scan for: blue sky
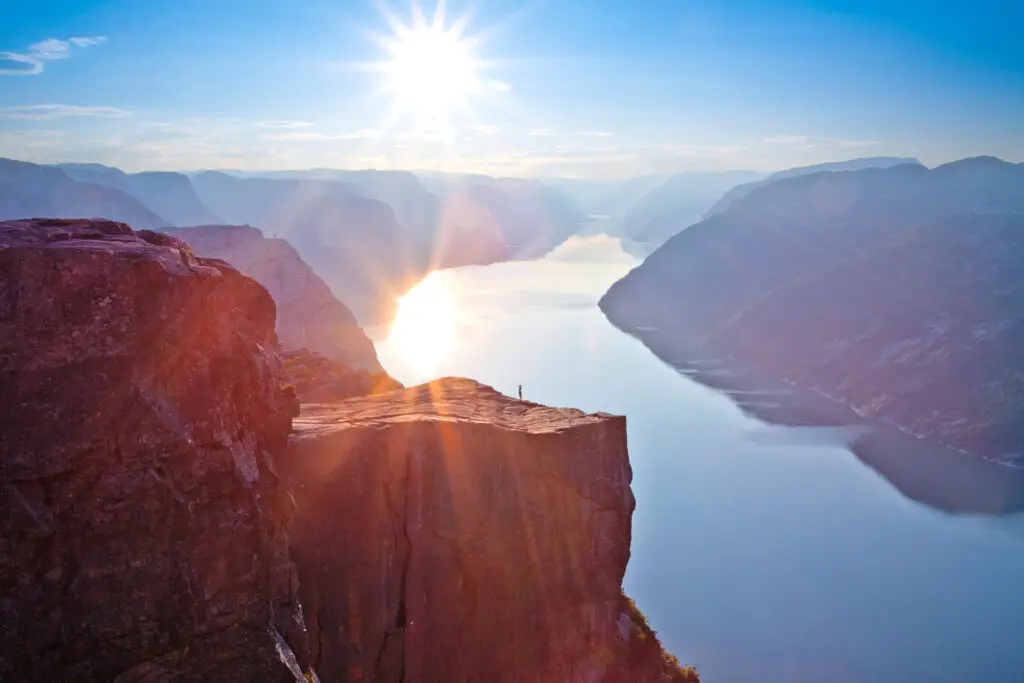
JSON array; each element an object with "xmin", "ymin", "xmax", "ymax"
[{"xmin": 1, "ymin": 0, "xmax": 1021, "ymax": 176}]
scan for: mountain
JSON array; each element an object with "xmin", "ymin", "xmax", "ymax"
[
  {"xmin": 161, "ymin": 225, "xmax": 383, "ymax": 372},
  {"xmin": 190, "ymin": 171, "xmax": 420, "ymax": 322},
  {"xmin": 705, "ymin": 156, "xmax": 921, "ymax": 217},
  {"xmin": 600, "ymin": 157, "xmax": 1024, "ymax": 464},
  {"xmin": 0, "ymin": 158, "xmax": 168, "ymax": 229},
  {"xmin": 618, "ymin": 170, "xmax": 765, "ymax": 252},
  {"xmin": 240, "ymin": 168, "xmax": 587, "ymax": 263},
  {"xmin": 58, "ymin": 163, "xmax": 222, "ymax": 226},
  {"xmin": 241, "ymin": 168, "xmax": 441, "ymax": 246},
  {"xmin": 419, "ymin": 173, "xmax": 588, "ymax": 261}
]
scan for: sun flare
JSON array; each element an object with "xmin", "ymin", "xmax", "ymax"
[
  {"xmin": 365, "ymin": 1, "xmax": 502, "ymax": 139},
  {"xmin": 382, "ymin": 21, "xmax": 481, "ymax": 120},
  {"xmin": 386, "ymin": 271, "xmax": 457, "ymax": 375}
]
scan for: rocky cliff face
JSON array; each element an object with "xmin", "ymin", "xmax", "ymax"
[
  {"xmin": 601, "ymin": 157, "xmax": 1024, "ymax": 464},
  {"xmin": 285, "ymin": 378, "xmax": 694, "ymax": 683},
  {"xmin": 1, "ymin": 218, "xmax": 694, "ymax": 682},
  {"xmin": 162, "ymin": 225, "xmax": 382, "ymax": 372},
  {"xmin": 0, "ymin": 218, "xmax": 310, "ymax": 682}
]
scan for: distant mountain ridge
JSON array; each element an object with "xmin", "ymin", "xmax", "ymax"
[
  {"xmin": 57, "ymin": 163, "xmax": 222, "ymax": 226},
  {"xmin": 705, "ymin": 156, "xmax": 922, "ymax": 217},
  {"xmin": 0, "ymin": 158, "xmax": 168, "ymax": 229},
  {"xmin": 600, "ymin": 156, "xmax": 1024, "ymax": 464}
]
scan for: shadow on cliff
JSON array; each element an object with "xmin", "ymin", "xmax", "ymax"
[{"xmin": 610, "ymin": 323, "xmax": 1024, "ymax": 518}]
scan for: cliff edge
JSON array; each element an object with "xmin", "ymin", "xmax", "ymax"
[
  {"xmin": 0, "ymin": 218, "xmax": 695, "ymax": 682},
  {"xmin": 286, "ymin": 378, "xmax": 694, "ymax": 683}
]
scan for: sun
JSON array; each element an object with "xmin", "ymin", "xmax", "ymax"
[
  {"xmin": 364, "ymin": 1, "xmax": 503, "ymax": 139},
  {"xmin": 382, "ymin": 18, "xmax": 482, "ymax": 122}
]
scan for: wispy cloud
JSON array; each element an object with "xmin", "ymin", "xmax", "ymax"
[
  {"xmin": 0, "ymin": 104, "xmax": 130, "ymax": 119},
  {"xmin": 763, "ymin": 134, "xmax": 879, "ymax": 150},
  {"xmin": 529, "ymin": 128, "xmax": 552, "ymax": 137},
  {"xmin": 255, "ymin": 120, "xmax": 313, "ymax": 129},
  {"xmin": 573, "ymin": 130, "xmax": 613, "ymax": 137},
  {"xmin": 0, "ymin": 36, "xmax": 106, "ymax": 76},
  {"xmin": 469, "ymin": 124, "xmax": 501, "ymax": 135},
  {"xmin": 260, "ymin": 129, "xmax": 382, "ymax": 142}
]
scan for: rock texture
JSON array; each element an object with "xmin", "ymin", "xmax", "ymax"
[
  {"xmin": 0, "ymin": 218, "xmax": 311, "ymax": 682},
  {"xmin": 162, "ymin": 225, "xmax": 382, "ymax": 372},
  {"xmin": 601, "ymin": 157, "xmax": 1024, "ymax": 464},
  {"xmin": 285, "ymin": 378, "xmax": 694, "ymax": 683}
]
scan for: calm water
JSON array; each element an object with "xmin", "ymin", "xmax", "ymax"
[{"xmin": 371, "ymin": 235, "xmax": 1024, "ymax": 683}]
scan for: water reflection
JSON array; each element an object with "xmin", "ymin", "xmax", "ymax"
[
  {"xmin": 383, "ymin": 270, "xmax": 457, "ymax": 376},
  {"xmin": 613, "ymin": 323, "xmax": 1024, "ymax": 516}
]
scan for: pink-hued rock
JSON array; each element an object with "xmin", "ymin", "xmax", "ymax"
[
  {"xmin": 0, "ymin": 218, "xmax": 310, "ymax": 682},
  {"xmin": 285, "ymin": 378, "xmax": 693, "ymax": 683}
]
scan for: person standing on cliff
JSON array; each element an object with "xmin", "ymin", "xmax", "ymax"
[{"xmin": 518, "ymin": 384, "xmax": 523, "ymax": 400}]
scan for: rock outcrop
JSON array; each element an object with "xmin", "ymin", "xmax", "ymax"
[
  {"xmin": 285, "ymin": 378, "xmax": 694, "ymax": 683},
  {"xmin": 601, "ymin": 157, "xmax": 1024, "ymax": 464},
  {"xmin": 162, "ymin": 225, "xmax": 382, "ymax": 372},
  {"xmin": 0, "ymin": 218, "xmax": 310, "ymax": 682}
]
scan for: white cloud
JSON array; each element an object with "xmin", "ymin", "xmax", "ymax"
[
  {"xmin": 69, "ymin": 37, "xmax": 107, "ymax": 48},
  {"xmin": 0, "ymin": 36, "xmax": 106, "ymax": 76},
  {"xmin": 255, "ymin": 120, "xmax": 313, "ymax": 128},
  {"xmin": 763, "ymin": 134, "xmax": 879, "ymax": 150},
  {"xmin": 487, "ymin": 79, "xmax": 512, "ymax": 93},
  {"xmin": 573, "ymin": 130, "xmax": 614, "ymax": 137},
  {"xmin": 260, "ymin": 129, "xmax": 381, "ymax": 142},
  {"xmin": 529, "ymin": 128, "xmax": 552, "ymax": 137},
  {"xmin": 0, "ymin": 104, "xmax": 130, "ymax": 119},
  {"xmin": 469, "ymin": 124, "xmax": 501, "ymax": 135}
]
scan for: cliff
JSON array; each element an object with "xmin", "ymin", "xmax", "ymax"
[
  {"xmin": 0, "ymin": 219, "xmax": 310, "ymax": 681},
  {"xmin": 285, "ymin": 378, "xmax": 695, "ymax": 683},
  {"xmin": 601, "ymin": 157, "xmax": 1024, "ymax": 464},
  {"xmin": 162, "ymin": 225, "xmax": 382, "ymax": 372},
  {"xmin": 1, "ymin": 218, "xmax": 695, "ymax": 682}
]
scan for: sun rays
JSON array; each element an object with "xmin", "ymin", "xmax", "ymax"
[{"xmin": 359, "ymin": 1, "xmax": 505, "ymax": 144}]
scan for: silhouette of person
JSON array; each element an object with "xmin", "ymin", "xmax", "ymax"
[{"xmin": 518, "ymin": 384, "xmax": 523, "ymax": 400}]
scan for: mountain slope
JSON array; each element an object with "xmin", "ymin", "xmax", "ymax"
[
  {"xmin": 705, "ymin": 156, "xmax": 921, "ymax": 217},
  {"xmin": 190, "ymin": 171, "xmax": 418, "ymax": 322},
  {"xmin": 0, "ymin": 158, "xmax": 168, "ymax": 229},
  {"xmin": 57, "ymin": 163, "xmax": 221, "ymax": 226},
  {"xmin": 600, "ymin": 157, "xmax": 1024, "ymax": 463},
  {"xmin": 619, "ymin": 170, "xmax": 765, "ymax": 251},
  {"xmin": 162, "ymin": 225, "xmax": 383, "ymax": 372}
]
